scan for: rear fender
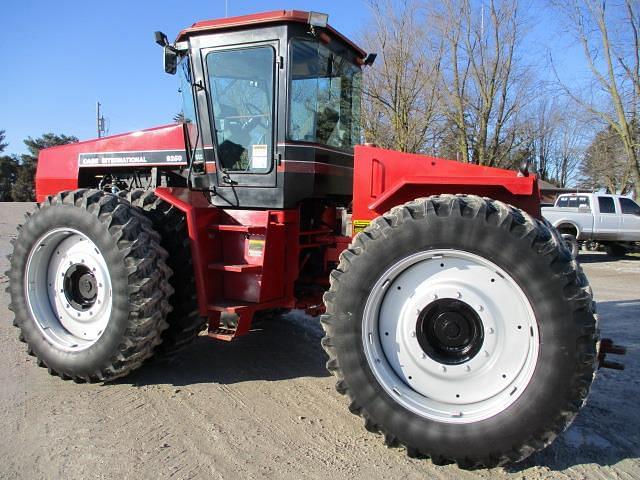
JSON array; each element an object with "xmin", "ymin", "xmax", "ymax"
[{"xmin": 352, "ymin": 145, "xmax": 541, "ymax": 223}]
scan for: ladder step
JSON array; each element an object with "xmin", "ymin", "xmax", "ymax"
[
  {"xmin": 208, "ymin": 262, "xmax": 262, "ymax": 273},
  {"xmin": 207, "ymin": 302, "xmax": 254, "ymax": 313},
  {"xmin": 208, "ymin": 224, "xmax": 266, "ymax": 234},
  {"xmin": 207, "ymin": 328, "xmax": 237, "ymax": 342}
]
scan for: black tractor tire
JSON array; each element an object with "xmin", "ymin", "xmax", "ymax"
[
  {"xmin": 561, "ymin": 233, "xmax": 579, "ymax": 259},
  {"xmin": 604, "ymin": 244, "xmax": 628, "ymax": 258},
  {"xmin": 7, "ymin": 189, "xmax": 173, "ymax": 382},
  {"xmin": 122, "ymin": 189, "xmax": 206, "ymax": 357},
  {"xmin": 321, "ymin": 194, "xmax": 597, "ymax": 468}
]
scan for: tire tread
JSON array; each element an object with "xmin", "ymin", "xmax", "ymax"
[{"xmin": 320, "ymin": 194, "xmax": 598, "ymax": 469}]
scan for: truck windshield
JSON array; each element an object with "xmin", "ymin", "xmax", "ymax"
[{"xmin": 289, "ymin": 39, "xmax": 362, "ymax": 150}]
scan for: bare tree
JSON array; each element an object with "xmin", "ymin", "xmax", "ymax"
[
  {"xmin": 553, "ymin": 118, "xmax": 587, "ymax": 187},
  {"xmin": 580, "ymin": 124, "xmax": 636, "ymax": 193},
  {"xmin": 433, "ymin": 0, "xmax": 534, "ymax": 167},
  {"xmin": 360, "ymin": 0, "xmax": 444, "ymax": 153},
  {"xmin": 525, "ymin": 98, "xmax": 587, "ymax": 187},
  {"xmin": 551, "ymin": 0, "xmax": 639, "ymax": 197}
]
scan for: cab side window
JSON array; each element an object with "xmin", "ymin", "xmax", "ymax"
[
  {"xmin": 577, "ymin": 196, "xmax": 590, "ymax": 208},
  {"xmin": 206, "ymin": 46, "xmax": 275, "ymax": 172},
  {"xmin": 620, "ymin": 197, "xmax": 640, "ymax": 215},
  {"xmin": 598, "ymin": 196, "xmax": 616, "ymax": 214}
]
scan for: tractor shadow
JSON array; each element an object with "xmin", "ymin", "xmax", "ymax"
[
  {"xmin": 507, "ymin": 299, "xmax": 640, "ymax": 472},
  {"xmin": 116, "ymin": 311, "xmax": 331, "ymax": 387}
]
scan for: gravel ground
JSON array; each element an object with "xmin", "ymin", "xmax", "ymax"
[{"xmin": 0, "ymin": 202, "xmax": 638, "ymax": 480}]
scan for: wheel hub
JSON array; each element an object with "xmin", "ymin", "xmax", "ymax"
[
  {"xmin": 63, "ymin": 264, "xmax": 98, "ymax": 311},
  {"xmin": 417, "ymin": 299, "xmax": 484, "ymax": 365}
]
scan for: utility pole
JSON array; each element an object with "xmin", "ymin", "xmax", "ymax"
[{"xmin": 96, "ymin": 101, "xmax": 106, "ymax": 138}]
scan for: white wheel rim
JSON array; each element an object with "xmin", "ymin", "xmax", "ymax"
[
  {"xmin": 24, "ymin": 228, "xmax": 113, "ymax": 351},
  {"xmin": 362, "ymin": 249, "xmax": 539, "ymax": 424}
]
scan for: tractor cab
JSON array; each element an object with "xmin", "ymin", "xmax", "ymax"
[{"xmin": 157, "ymin": 10, "xmax": 371, "ymax": 209}]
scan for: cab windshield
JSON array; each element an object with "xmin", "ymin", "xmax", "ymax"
[{"xmin": 289, "ymin": 39, "xmax": 362, "ymax": 150}]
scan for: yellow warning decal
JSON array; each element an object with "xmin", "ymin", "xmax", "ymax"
[
  {"xmin": 353, "ymin": 220, "xmax": 371, "ymax": 234},
  {"xmin": 247, "ymin": 239, "xmax": 265, "ymax": 257}
]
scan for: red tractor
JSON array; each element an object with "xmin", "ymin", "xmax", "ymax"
[{"xmin": 7, "ymin": 10, "xmax": 605, "ymax": 468}]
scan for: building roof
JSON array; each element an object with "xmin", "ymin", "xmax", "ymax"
[{"xmin": 538, "ymin": 180, "xmax": 587, "ymax": 194}]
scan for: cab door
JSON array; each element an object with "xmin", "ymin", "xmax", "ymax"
[
  {"xmin": 618, "ymin": 197, "xmax": 640, "ymax": 241},
  {"xmin": 203, "ymin": 43, "xmax": 278, "ymax": 187},
  {"xmin": 595, "ymin": 196, "xmax": 621, "ymax": 239}
]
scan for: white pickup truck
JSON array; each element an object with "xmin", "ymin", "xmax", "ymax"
[{"xmin": 542, "ymin": 193, "xmax": 640, "ymax": 257}]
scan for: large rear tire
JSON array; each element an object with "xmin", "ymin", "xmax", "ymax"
[
  {"xmin": 321, "ymin": 195, "xmax": 597, "ymax": 468},
  {"xmin": 7, "ymin": 189, "xmax": 173, "ymax": 382},
  {"xmin": 123, "ymin": 189, "xmax": 206, "ymax": 357}
]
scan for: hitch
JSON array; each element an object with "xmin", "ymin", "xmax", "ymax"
[{"xmin": 598, "ymin": 338, "xmax": 627, "ymax": 370}]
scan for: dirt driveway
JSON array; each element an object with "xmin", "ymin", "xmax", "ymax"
[{"xmin": 0, "ymin": 202, "xmax": 638, "ymax": 480}]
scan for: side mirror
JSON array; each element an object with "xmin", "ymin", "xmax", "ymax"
[
  {"xmin": 164, "ymin": 46, "xmax": 178, "ymax": 75},
  {"xmin": 154, "ymin": 30, "xmax": 177, "ymax": 74}
]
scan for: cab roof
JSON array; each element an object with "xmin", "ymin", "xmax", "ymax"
[{"xmin": 176, "ymin": 9, "xmax": 366, "ymax": 58}]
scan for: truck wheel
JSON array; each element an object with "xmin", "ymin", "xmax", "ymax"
[
  {"xmin": 604, "ymin": 244, "xmax": 628, "ymax": 258},
  {"xmin": 321, "ymin": 195, "xmax": 597, "ymax": 468},
  {"xmin": 561, "ymin": 233, "xmax": 579, "ymax": 259},
  {"xmin": 7, "ymin": 190, "xmax": 172, "ymax": 382},
  {"xmin": 123, "ymin": 190, "xmax": 206, "ymax": 357}
]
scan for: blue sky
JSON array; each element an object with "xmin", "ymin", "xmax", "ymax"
[{"xmin": 0, "ymin": 0, "xmax": 583, "ymax": 156}]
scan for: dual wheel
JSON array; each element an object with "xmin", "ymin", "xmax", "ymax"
[
  {"xmin": 7, "ymin": 189, "xmax": 201, "ymax": 382},
  {"xmin": 322, "ymin": 195, "xmax": 598, "ymax": 468}
]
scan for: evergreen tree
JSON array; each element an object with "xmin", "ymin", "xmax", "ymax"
[
  {"xmin": 0, "ymin": 130, "xmax": 7, "ymax": 153},
  {"xmin": 0, "ymin": 154, "xmax": 18, "ymax": 201}
]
